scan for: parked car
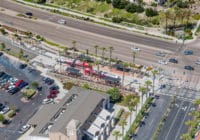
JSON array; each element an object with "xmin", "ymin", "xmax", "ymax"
[
  {"xmin": 37, "ymin": 86, "xmax": 42, "ymax": 91},
  {"xmin": 0, "ymin": 52, "xmax": 3, "ymax": 56},
  {"xmin": 184, "ymin": 66, "xmax": 194, "ymax": 71},
  {"xmin": 42, "ymin": 98, "xmax": 53, "ymax": 104},
  {"xmin": 8, "ymin": 87, "xmax": 20, "ymax": 95},
  {"xmin": 15, "ymin": 80, "xmax": 24, "ymax": 87},
  {"xmin": 169, "ymin": 58, "xmax": 178, "ymax": 63},
  {"xmin": 18, "ymin": 124, "xmax": 31, "ymax": 134},
  {"xmin": 2, "ymin": 119, "xmax": 11, "ymax": 125},
  {"xmin": 19, "ymin": 64, "xmax": 27, "ymax": 69},
  {"xmin": 47, "ymin": 94, "xmax": 57, "ymax": 99},
  {"xmin": 184, "ymin": 50, "xmax": 193, "ymax": 55},
  {"xmin": 0, "ymin": 103, "xmax": 5, "ymax": 111},
  {"xmin": 0, "ymin": 106, "xmax": 10, "ymax": 114},
  {"xmin": 0, "ymin": 72, "xmax": 5, "ymax": 77},
  {"xmin": 50, "ymin": 90, "xmax": 59, "ymax": 95},
  {"xmin": 46, "ymin": 79, "xmax": 54, "ymax": 85},
  {"xmin": 49, "ymin": 85, "xmax": 59, "ymax": 90},
  {"xmin": 18, "ymin": 81, "xmax": 28, "ymax": 89}
]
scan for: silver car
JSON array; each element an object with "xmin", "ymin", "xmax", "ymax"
[{"xmin": 195, "ymin": 60, "xmax": 200, "ymax": 65}]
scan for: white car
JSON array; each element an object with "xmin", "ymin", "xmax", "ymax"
[
  {"xmin": 131, "ymin": 47, "xmax": 140, "ymax": 52},
  {"xmin": 158, "ymin": 60, "xmax": 168, "ymax": 65},
  {"xmin": 195, "ymin": 60, "xmax": 200, "ymax": 65},
  {"xmin": 42, "ymin": 98, "xmax": 53, "ymax": 104},
  {"xmin": 57, "ymin": 19, "xmax": 66, "ymax": 24},
  {"xmin": 18, "ymin": 124, "xmax": 31, "ymax": 134},
  {"xmin": 0, "ymin": 106, "xmax": 10, "ymax": 114}
]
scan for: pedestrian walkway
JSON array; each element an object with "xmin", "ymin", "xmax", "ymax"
[{"xmin": 108, "ymin": 96, "xmax": 146, "ymax": 140}]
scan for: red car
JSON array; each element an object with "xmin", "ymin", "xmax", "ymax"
[
  {"xmin": 47, "ymin": 94, "xmax": 57, "ymax": 99},
  {"xmin": 50, "ymin": 90, "xmax": 59, "ymax": 95},
  {"xmin": 15, "ymin": 80, "xmax": 24, "ymax": 87}
]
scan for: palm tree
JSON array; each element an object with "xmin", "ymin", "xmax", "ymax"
[
  {"xmin": 94, "ymin": 45, "xmax": 99, "ymax": 57},
  {"xmin": 186, "ymin": 9, "xmax": 191, "ymax": 29},
  {"xmin": 72, "ymin": 40, "xmax": 76, "ymax": 49},
  {"xmin": 112, "ymin": 130, "xmax": 122, "ymax": 140},
  {"xmin": 132, "ymin": 51, "xmax": 137, "ymax": 64},
  {"xmin": 109, "ymin": 46, "xmax": 114, "ymax": 68},
  {"xmin": 95, "ymin": 60, "xmax": 101, "ymax": 80},
  {"xmin": 71, "ymin": 40, "xmax": 77, "ymax": 58},
  {"xmin": 139, "ymin": 86, "xmax": 148, "ymax": 105},
  {"xmin": 122, "ymin": 62, "xmax": 129, "ymax": 87},
  {"xmin": 145, "ymin": 80, "xmax": 152, "ymax": 97},
  {"xmin": 64, "ymin": 47, "xmax": 68, "ymax": 55},
  {"xmin": 134, "ymin": 97, "xmax": 139, "ymax": 115},
  {"xmin": 180, "ymin": 133, "xmax": 192, "ymax": 140},
  {"xmin": 173, "ymin": 7, "xmax": 181, "ymax": 33},
  {"xmin": 164, "ymin": 10, "xmax": 171, "ymax": 34},
  {"xmin": 124, "ymin": 95, "xmax": 137, "ymax": 124},
  {"xmin": 101, "ymin": 47, "xmax": 106, "ymax": 60},
  {"xmin": 152, "ymin": 70, "xmax": 159, "ymax": 96},
  {"xmin": 119, "ymin": 119, "xmax": 127, "ymax": 137}
]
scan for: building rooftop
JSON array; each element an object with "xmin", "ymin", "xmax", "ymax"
[{"xmin": 28, "ymin": 86, "xmax": 109, "ymax": 137}]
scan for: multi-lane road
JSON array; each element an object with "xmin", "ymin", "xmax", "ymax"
[
  {"xmin": 0, "ymin": 0, "xmax": 178, "ymax": 50},
  {"xmin": 1, "ymin": 0, "xmax": 200, "ymax": 89},
  {"xmin": 157, "ymin": 99, "xmax": 195, "ymax": 140}
]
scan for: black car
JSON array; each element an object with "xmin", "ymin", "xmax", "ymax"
[
  {"xmin": 25, "ymin": 12, "xmax": 33, "ymax": 17},
  {"xmin": 50, "ymin": 85, "xmax": 59, "ymax": 90},
  {"xmin": 47, "ymin": 79, "xmax": 54, "ymax": 85},
  {"xmin": 2, "ymin": 119, "xmax": 11, "ymax": 125},
  {"xmin": 113, "ymin": 63, "xmax": 131, "ymax": 72},
  {"xmin": 78, "ymin": 54, "xmax": 94, "ymax": 63},
  {"xmin": 0, "ymin": 72, "xmax": 5, "ymax": 77},
  {"xmin": 44, "ymin": 78, "xmax": 54, "ymax": 85},
  {"xmin": 19, "ymin": 64, "xmax": 27, "ymax": 69},
  {"xmin": 0, "ymin": 103, "xmax": 5, "ymax": 111},
  {"xmin": 37, "ymin": 86, "xmax": 42, "ymax": 91},
  {"xmin": 8, "ymin": 87, "xmax": 20, "ymax": 95},
  {"xmin": 184, "ymin": 66, "xmax": 194, "ymax": 71},
  {"xmin": 184, "ymin": 50, "xmax": 193, "ymax": 55},
  {"xmin": 169, "ymin": 58, "xmax": 178, "ymax": 63}
]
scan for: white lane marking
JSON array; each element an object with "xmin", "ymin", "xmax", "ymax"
[
  {"xmin": 175, "ymin": 102, "xmax": 192, "ymax": 140},
  {"xmin": 164, "ymin": 101, "xmax": 184, "ymax": 140}
]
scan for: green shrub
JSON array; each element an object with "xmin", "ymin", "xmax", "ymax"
[
  {"xmin": 8, "ymin": 111, "xmax": 16, "ymax": 118},
  {"xmin": 31, "ymin": 81, "xmax": 39, "ymax": 89},
  {"xmin": 63, "ymin": 82, "xmax": 74, "ymax": 90},
  {"xmin": 0, "ymin": 114, "xmax": 5, "ymax": 122}
]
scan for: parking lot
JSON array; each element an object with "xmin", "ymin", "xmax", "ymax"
[{"xmin": 0, "ymin": 54, "xmax": 51, "ymax": 140}]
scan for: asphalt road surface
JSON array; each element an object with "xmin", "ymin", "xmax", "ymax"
[
  {"xmin": 135, "ymin": 95, "xmax": 171, "ymax": 140},
  {"xmin": 157, "ymin": 99, "xmax": 194, "ymax": 140},
  {"xmin": 0, "ymin": 0, "xmax": 178, "ymax": 50}
]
